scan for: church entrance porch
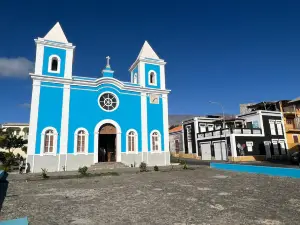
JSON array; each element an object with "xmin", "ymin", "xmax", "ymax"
[{"xmin": 98, "ymin": 123, "xmax": 116, "ymax": 162}]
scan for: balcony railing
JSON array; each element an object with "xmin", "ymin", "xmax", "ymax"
[{"xmin": 197, "ymin": 128, "xmax": 262, "ymax": 139}]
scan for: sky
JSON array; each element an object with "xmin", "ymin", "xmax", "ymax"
[{"xmin": 1, "ymin": 0, "xmax": 300, "ymax": 123}]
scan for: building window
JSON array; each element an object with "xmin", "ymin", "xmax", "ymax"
[
  {"xmin": 127, "ymin": 130, "xmax": 138, "ymax": 153},
  {"xmin": 151, "ymin": 130, "xmax": 161, "ymax": 152},
  {"xmin": 186, "ymin": 125, "xmax": 192, "ymax": 141},
  {"xmin": 276, "ymin": 121, "xmax": 283, "ymax": 135},
  {"xmin": 246, "ymin": 141, "xmax": 253, "ymax": 152},
  {"xmin": 74, "ymin": 128, "xmax": 88, "ymax": 155},
  {"xmin": 77, "ymin": 130, "xmax": 86, "ymax": 153},
  {"xmin": 293, "ymin": 135, "xmax": 299, "ymax": 143},
  {"xmin": 133, "ymin": 73, "xmax": 138, "ymax": 84},
  {"xmin": 98, "ymin": 92, "xmax": 119, "ymax": 112},
  {"xmin": 287, "ymin": 119, "xmax": 293, "ymax": 125},
  {"xmin": 48, "ymin": 55, "xmax": 61, "ymax": 73},
  {"xmin": 41, "ymin": 127, "xmax": 58, "ymax": 155},
  {"xmin": 207, "ymin": 124, "xmax": 214, "ymax": 131},
  {"xmin": 199, "ymin": 124, "xmax": 206, "ymax": 133},
  {"xmin": 269, "ymin": 120, "xmax": 276, "ymax": 135},
  {"xmin": 148, "ymin": 70, "xmax": 157, "ymax": 85},
  {"xmin": 175, "ymin": 139, "xmax": 180, "ymax": 153}
]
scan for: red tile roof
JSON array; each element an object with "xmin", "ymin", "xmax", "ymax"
[{"xmin": 169, "ymin": 125, "xmax": 182, "ymax": 133}]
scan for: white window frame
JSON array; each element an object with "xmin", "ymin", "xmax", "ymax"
[
  {"xmin": 74, "ymin": 128, "xmax": 89, "ymax": 155},
  {"xmin": 207, "ymin": 124, "xmax": 214, "ymax": 131},
  {"xmin": 278, "ymin": 140, "xmax": 286, "ymax": 155},
  {"xmin": 126, "ymin": 129, "xmax": 138, "ymax": 154},
  {"xmin": 199, "ymin": 124, "xmax": 206, "ymax": 133},
  {"xmin": 97, "ymin": 91, "xmax": 119, "ymax": 112},
  {"xmin": 40, "ymin": 127, "xmax": 58, "ymax": 156},
  {"xmin": 150, "ymin": 130, "xmax": 161, "ymax": 153},
  {"xmin": 48, "ymin": 55, "xmax": 61, "ymax": 73},
  {"xmin": 276, "ymin": 120, "xmax": 283, "ymax": 135},
  {"xmin": 246, "ymin": 141, "xmax": 253, "ymax": 152},
  {"xmin": 269, "ymin": 120, "xmax": 276, "ymax": 135},
  {"xmin": 148, "ymin": 70, "xmax": 157, "ymax": 86}
]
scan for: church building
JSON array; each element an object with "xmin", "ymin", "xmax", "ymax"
[{"xmin": 26, "ymin": 22, "xmax": 170, "ymax": 172}]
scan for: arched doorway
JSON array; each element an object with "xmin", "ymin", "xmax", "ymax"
[
  {"xmin": 98, "ymin": 123, "xmax": 116, "ymax": 162},
  {"xmin": 94, "ymin": 119, "xmax": 121, "ymax": 164}
]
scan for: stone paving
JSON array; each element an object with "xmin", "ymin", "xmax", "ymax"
[{"xmin": 1, "ymin": 166, "xmax": 300, "ymax": 225}]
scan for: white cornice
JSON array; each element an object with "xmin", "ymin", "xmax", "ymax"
[
  {"xmin": 35, "ymin": 38, "xmax": 75, "ymax": 50},
  {"xmin": 129, "ymin": 57, "xmax": 166, "ymax": 71},
  {"xmin": 30, "ymin": 73, "xmax": 171, "ymax": 94}
]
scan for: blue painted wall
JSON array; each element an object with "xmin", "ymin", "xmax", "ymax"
[
  {"xmin": 68, "ymin": 83, "xmax": 142, "ymax": 154},
  {"xmin": 42, "ymin": 46, "xmax": 66, "ymax": 77},
  {"xmin": 145, "ymin": 63, "xmax": 160, "ymax": 88},
  {"xmin": 35, "ymin": 83, "xmax": 64, "ymax": 154},
  {"xmin": 147, "ymin": 95, "xmax": 164, "ymax": 151}
]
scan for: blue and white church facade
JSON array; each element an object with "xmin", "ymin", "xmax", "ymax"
[{"xmin": 26, "ymin": 22, "xmax": 170, "ymax": 172}]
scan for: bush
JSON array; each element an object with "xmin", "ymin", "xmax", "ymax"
[
  {"xmin": 183, "ymin": 162, "xmax": 188, "ymax": 170},
  {"xmin": 78, "ymin": 166, "xmax": 88, "ymax": 176},
  {"xmin": 139, "ymin": 162, "xmax": 148, "ymax": 172},
  {"xmin": 179, "ymin": 160, "xmax": 186, "ymax": 165},
  {"xmin": 41, "ymin": 168, "xmax": 49, "ymax": 179},
  {"xmin": 154, "ymin": 165, "xmax": 159, "ymax": 171}
]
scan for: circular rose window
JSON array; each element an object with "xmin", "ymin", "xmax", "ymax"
[{"xmin": 98, "ymin": 92, "xmax": 119, "ymax": 112}]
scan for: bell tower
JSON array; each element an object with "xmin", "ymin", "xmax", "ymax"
[
  {"xmin": 129, "ymin": 41, "xmax": 166, "ymax": 89},
  {"xmin": 34, "ymin": 22, "xmax": 75, "ymax": 79}
]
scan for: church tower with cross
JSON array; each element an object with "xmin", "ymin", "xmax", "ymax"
[{"xmin": 26, "ymin": 22, "xmax": 170, "ymax": 172}]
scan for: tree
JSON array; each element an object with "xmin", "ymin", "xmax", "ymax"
[{"xmin": 0, "ymin": 133, "xmax": 27, "ymax": 153}]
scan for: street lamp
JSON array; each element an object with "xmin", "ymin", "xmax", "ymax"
[{"xmin": 209, "ymin": 101, "xmax": 229, "ymax": 161}]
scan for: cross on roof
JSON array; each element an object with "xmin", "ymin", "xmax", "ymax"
[{"xmin": 106, "ymin": 56, "xmax": 111, "ymax": 68}]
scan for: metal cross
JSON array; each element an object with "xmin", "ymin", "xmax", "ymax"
[{"xmin": 106, "ymin": 56, "xmax": 111, "ymax": 68}]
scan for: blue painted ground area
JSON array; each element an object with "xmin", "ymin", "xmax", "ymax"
[
  {"xmin": 0, "ymin": 218, "xmax": 28, "ymax": 225},
  {"xmin": 211, "ymin": 163, "xmax": 300, "ymax": 179}
]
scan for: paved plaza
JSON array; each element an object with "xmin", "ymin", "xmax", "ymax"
[{"xmin": 1, "ymin": 166, "xmax": 300, "ymax": 225}]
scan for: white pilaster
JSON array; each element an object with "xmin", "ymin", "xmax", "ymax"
[
  {"xmin": 139, "ymin": 61, "xmax": 146, "ymax": 87},
  {"xmin": 160, "ymin": 64, "xmax": 166, "ymax": 90},
  {"xmin": 141, "ymin": 92, "xmax": 148, "ymax": 152},
  {"xmin": 59, "ymin": 84, "xmax": 70, "ymax": 155},
  {"xmin": 194, "ymin": 118, "xmax": 199, "ymax": 155},
  {"xmin": 64, "ymin": 49, "xmax": 73, "ymax": 79},
  {"xmin": 162, "ymin": 94, "xmax": 169, "ymax": 153},
  {"xmin": 230, "ymin": 134, "xmax": 237, "ymax": 158},
  {"xmin": 27, "ymin": 80, "xmax": 41, "ymax": 155},
  {"xmin": 34, "ymin": 44, "xmax": 44, "ymax": 74}
]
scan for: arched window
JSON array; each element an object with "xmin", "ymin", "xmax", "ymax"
[
  {"xmin": 48, "ymin": 55, "xmax": 61, "ymax": 73},
  {"xmin": 127, "ymin": 129, "xmax": 138, "ymax": 153},
  {"xmin": 51, "ymin": 57, "xmax": 58, "ymax": 71},
  {"xmin": 74, "ymin": 128, "xmax": 89, "ymax": 154},
  {"xmin": 133, "ymin": 73, "xmax": 138, "ymax": 84},
  {"xmin": 77, "ymin": 130, "xmax": 86, "ymax": 153},
  {"xmin": 149, "ymin": 71, "xmax": 157, "ymax": 85},
  {"xmin": 44, "ymin": 129, "xmax": 54, "ymax": 153},
  {"xmin": 151, "ymin": 130, "xmax": 161, "ymax": 152}
]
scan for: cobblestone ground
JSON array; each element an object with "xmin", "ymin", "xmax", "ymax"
[{"xmin": 1, "ymin": 167, "xmax": 300, "ymax": 225}]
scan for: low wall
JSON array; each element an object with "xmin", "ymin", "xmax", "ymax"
[{"xmin": 210, "ymin": 163, "xmax": 300, "ymax": 179}]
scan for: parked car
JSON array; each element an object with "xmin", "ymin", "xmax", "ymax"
[{"xmin": 291, "ymin": 152, "xmax": 300, "ymax": 165}]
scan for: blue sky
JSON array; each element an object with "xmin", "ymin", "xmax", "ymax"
[{"xmin": 1, "ymin": 0, "xmax": 300, "ymax": 123}]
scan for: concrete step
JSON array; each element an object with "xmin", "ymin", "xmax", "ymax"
[{"xmin": 89, "ymin": 162, "xmax": 128, "ymax": 170}]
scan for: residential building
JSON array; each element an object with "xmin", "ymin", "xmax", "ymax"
[
  {"xmin": 180, "ymin": 110, "xmax": 287, "ymax": 161},
  {"xmin": 26, "ymin": 22, "xmax": 170, "ymax": 172},
  {"xmin": 0, "ymin": 123, "xmax": 29, "ymax": 157},
  {"xmin": 169, "ymin": 125, "xmax": 183, "ymax": 155}
]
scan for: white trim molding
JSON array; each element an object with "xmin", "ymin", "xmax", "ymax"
[
  {"xmin": 40, "ymin": 127, "xmax": 58, "ymax": 156},
  {"xmin": 160, "ymin": 64, "xmax": 166, "ymax": 90},
  {"xmin": 148, "ymin": 70, "xmax": 157, "ymax": 86},
  {"xmin": 64, "ymin": 48, "xmax": 73, "ymax": 79},
  {"xmin": 94, "ymin": 119, "xmax": 122, "ymax": 163},
  {"xmin": 27, "ymin": 80, "xmax": 41, "ymax": 156},
  {"xmin": 34, "ymin": 44, "xmax": 44, "ymax": 74},
  {"xmin": 150, "ymin": 130, "xmax": 162, "ymax": 153},
  {"xmin": 162, "ymin": 94, "xmax": 169, "ymax": 153},
  {"xmin": 59, "ymin": 84, "xmax": 70, "ymax": 156},
  {"xmin": 74, "ymin": 127, "xmax": 89, "ymax": 155},
  {"xmin": 126, "ymin": 129, "xmax": 138, "ymax": 154},
  {"xmin": 48, "ymin": 55, "xmax": 61, "ymax": 73},
  {"xmin": 141, "ymin": 92, "xmax": 148, "ymax": 152}
]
